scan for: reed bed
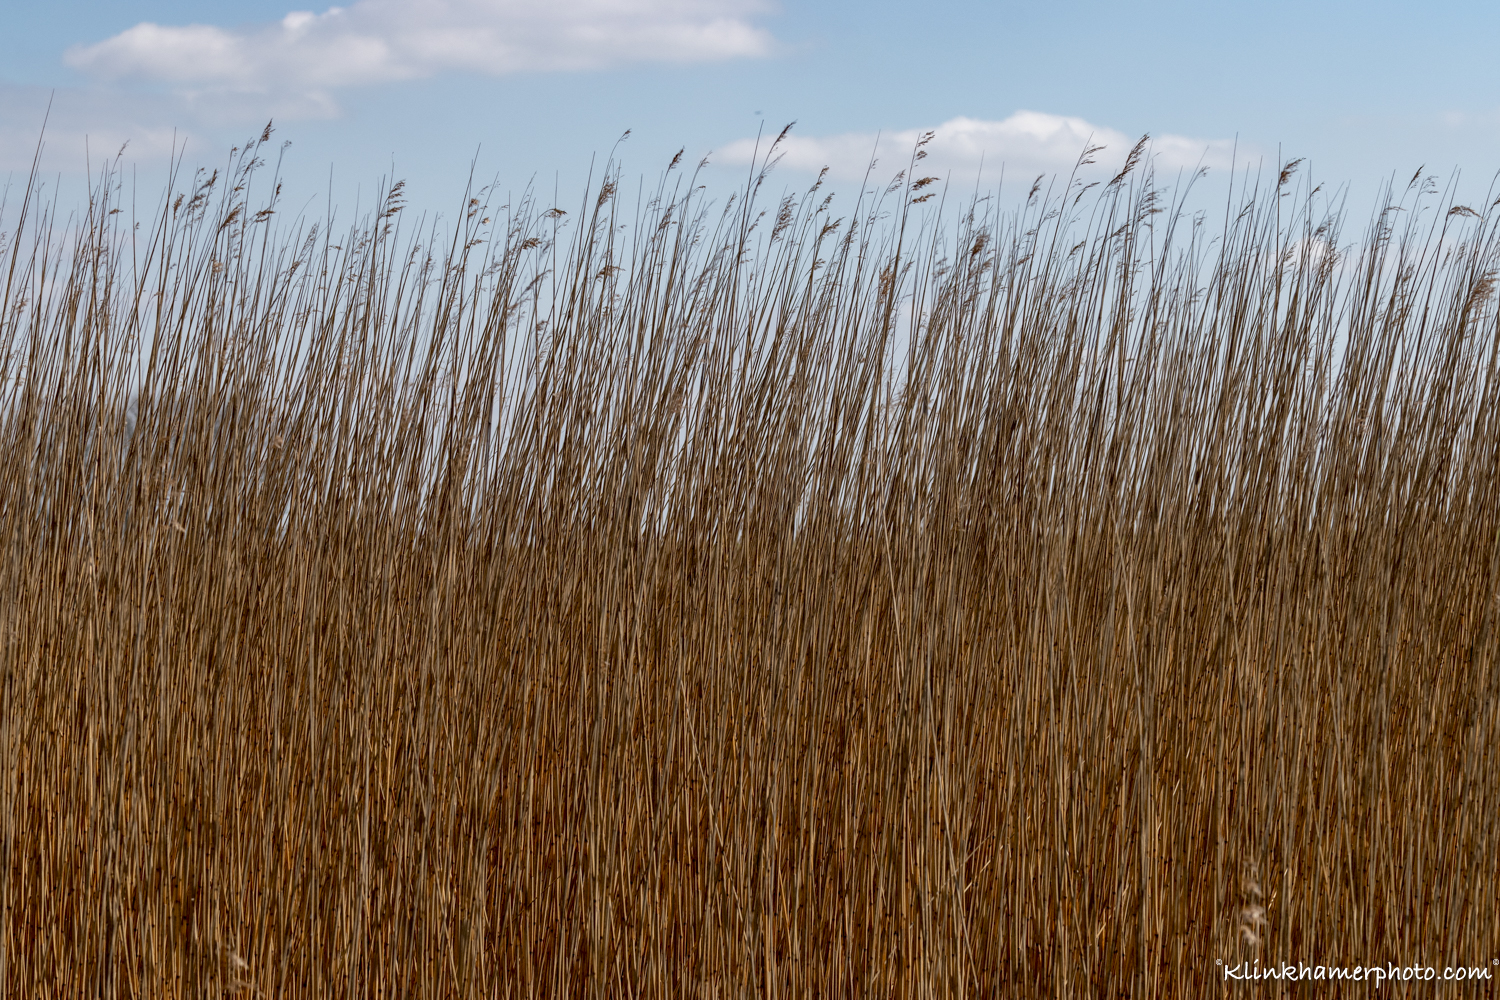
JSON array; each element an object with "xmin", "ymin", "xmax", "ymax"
[{"xmin": 2, "ymin": 125, "xmax": 1499, "ymax": 997}]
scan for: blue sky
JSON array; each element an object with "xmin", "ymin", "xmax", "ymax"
[{"xmin": 5, "ymin": 0, "xmax": 1500, "ymax": 223}]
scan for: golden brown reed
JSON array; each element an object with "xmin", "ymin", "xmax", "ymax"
[{"xmin": 2, "ymin": 127, "xmax": 1499, "ymax": 997}]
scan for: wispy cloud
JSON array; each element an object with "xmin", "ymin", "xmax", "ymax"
[
  {"xmin": 66, "ymin": 0, "xmax": 777, "ymax": 114},
  {"xmin": 718, "ymin": 112, "xmax": 1241, "ymax": 186},
  {"xmin": 0, "ymin": 85, "xmax": 191, "ymax": 175}
]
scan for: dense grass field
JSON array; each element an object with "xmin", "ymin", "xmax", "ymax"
[{"xmin": 3, "ymin": 126, "xmax": 1499, "ymax": 997}]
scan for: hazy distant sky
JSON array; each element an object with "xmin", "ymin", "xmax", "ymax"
[{"xmin": 5, "ymin": 0, "xmax": 1500, "ymax": 219}]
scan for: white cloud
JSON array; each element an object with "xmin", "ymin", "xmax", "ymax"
[
  {"xmin": 66, "ymin": 0, "xmax": 776, "ymax": 108},
  {"xmin": 718, "ymin": 112, "xmax": 1240, "ymax": 186}
]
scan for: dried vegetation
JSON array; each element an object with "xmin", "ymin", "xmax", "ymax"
[{"xmin": 2, "ymin": 126, "xmax": 1499, "ymax": 996}]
